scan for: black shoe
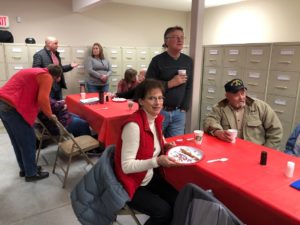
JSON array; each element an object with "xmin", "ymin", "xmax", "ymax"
[
  {"xmin": 19, "ymin": 166, "xmax": 42, "ymax": 177},
  {"xmin": 25, "ymin": 171, "xmax": 49, "ymax": 182}
]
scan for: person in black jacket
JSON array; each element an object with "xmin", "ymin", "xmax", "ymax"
[{"xmin": 32, "ymin": 36, "xmax": 78, "ymax": 100}]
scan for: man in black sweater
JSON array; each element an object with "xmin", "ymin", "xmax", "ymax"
[{"xmin": 146, "ymin": 26, "xmax": 193, "ymax": 137}]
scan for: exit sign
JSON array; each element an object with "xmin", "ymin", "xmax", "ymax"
[{"xmin": 0, "ymin": 16, "xmax": 9, "ymax": 28}]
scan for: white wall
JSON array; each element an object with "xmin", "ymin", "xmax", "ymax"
[
  {"xmin": 1, "ymin": 0, "xmax": 189, "ymax": 46},
  {"xmin": 203, "ymin": 0, "xmax": 300, "ymax": 45}
]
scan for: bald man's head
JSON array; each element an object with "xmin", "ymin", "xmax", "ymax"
[{"xmin": 45, "ymin": 36, "xmax": 58, "ymax": 52}]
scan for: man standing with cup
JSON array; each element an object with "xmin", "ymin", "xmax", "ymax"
[
  {"xmin": 203, "ymin": 79, "xmax": 283, "ymax": 149},
  {"xmin": 146, "ymin": 26, "xmax": 193, "ymax": 137}
]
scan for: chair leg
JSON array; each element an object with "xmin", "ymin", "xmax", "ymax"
[
  {"xmin": 52, "ymin": 147, "xmax": 60, "ymax": 174},
  {"xmin": 125, "ymin": 205, "xmax": 142, "ymax": 225},
  {"xmin": 62, "ymin": 155, "xmax": 73, "ymax": 188},
  {"xmin": 36, "ymin": 129, "xmax": 46, "ymax": 163}
]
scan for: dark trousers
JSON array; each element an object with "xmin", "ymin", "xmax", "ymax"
[{"xmin": 128, "ymin": 170, "xmax": 178, "ymax": 225}]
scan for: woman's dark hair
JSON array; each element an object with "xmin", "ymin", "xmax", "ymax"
[
  {"xmin": 135, "ymin": 79, "xmax": 164, "ymax": 100},
  {"xmin": 124, "ymin": 68, "xmax": 137, "ymax": 83},
  {"xmin": 91, "ymin": 43, "xmax": 104, "ymax": 59},
  {"xmin": 162, "ymin": 26, "xmax": 184, "ymax": 48},
  {"xmin": 47, "ymin": 64, "xmax": 62, "ymax": 78}
]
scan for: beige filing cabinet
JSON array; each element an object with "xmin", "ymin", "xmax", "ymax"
[
  {"xmin": 4, "ymin": 43, "xmax": 30, "ymax": 78},
  {"xmin": 201, "ymin": 43, "xmax": 300, "ymax": 151},
  {"xmin": 104, "ymin": 47, "xmax": 122, "ymax": 77},
  {"xmin": 136, "ymin": 47, "xmax": 150, "ymax": 71},
  {"xmin": 149, "ymin": 47, "xmax": 163, "ymax": 59},
  {"xmin": 27, "ymin": 44, "xmax": 44, "ymax": 65},
  {"xmin": 0, "ymin": 44, "xmax": 7, "ymax": 83}
]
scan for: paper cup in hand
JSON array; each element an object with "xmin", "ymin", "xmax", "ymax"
[
  {"xmin": 178, "ymin": 69, "xmax": 186, "ymax": 76},
  {"xmin": 194, "ymin": 130, "xmax": 204, "ymax": 145},
  {"xmin": 227, "ymin": 129, "xmax": 238, "ymax": 143}
]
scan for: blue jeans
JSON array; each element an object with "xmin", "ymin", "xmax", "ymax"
[
  {"xmin": 0, "ymin": 101, "xmax": 38, "ymax": 176},
  {"xmin": 87, "ymin": 83, "xmax": 109, "ymax": 93},
  {"xmin": 161, "ymin": 109, "xmax": 186, "ymax": 138},
  {"xmin": 66, "ymin": 114, "xmax": 91, "ymax": 137}
]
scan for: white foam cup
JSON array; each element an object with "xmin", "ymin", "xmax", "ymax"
[
  {"xmin": 194, "ymin": 130, "xmax": 204, "ymax": 145},
  {"xmin": 178, "ymin": 69, "xmax": 186, "ymax": 76},
  {"xmin": 227, "ymin": 129, "xmax": 238, "ymax": 143}
]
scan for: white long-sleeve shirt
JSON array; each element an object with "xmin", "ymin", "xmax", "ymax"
[{"xmin": 121, "ymin": 111, "xmax": 160, "ymax": 186}]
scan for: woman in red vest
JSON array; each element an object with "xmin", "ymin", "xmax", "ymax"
[
  {"xmin": 0, "ymin": 65, "xmax": 62, "ymax": 182},
  {"xmin": 114, "ymin": 79, "xmax": 179, "ymax": 225}
]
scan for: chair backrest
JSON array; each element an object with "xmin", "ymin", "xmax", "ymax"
[
  {"xmin": 70, "ymin": 145, "xmax": 131, "ymax": 225},
  {"xmin": 171, "ymin": 183, "xmax": 245, "ymax": 225}
]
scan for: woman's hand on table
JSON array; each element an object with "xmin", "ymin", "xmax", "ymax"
[
  {"xmin": 157, "ymin": 155, "xmax": 180, "ymax": 168},
  {"xmin": 214, "ymin": 130, "xmax": 234, "ymax": 142}
]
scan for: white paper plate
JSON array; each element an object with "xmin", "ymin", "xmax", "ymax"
[
  {"xmin": 167, "ymin": 146, "xmax": 203, "ymax": 164},
  {"xmin": 112, "ymin": 97, "xmax": 127, "ymax": 102},
  {"xmin": 80, "ymin": 97, "xmax": 99, "ymax": 104}
]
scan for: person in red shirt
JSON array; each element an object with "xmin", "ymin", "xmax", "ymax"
[
  {"xmin": 117, "ymin": 68, "xmax": 139, "ymax": 93},
  {"xmin": 0, "ymin": 64, "xmax": 62, "ymax": 182}
]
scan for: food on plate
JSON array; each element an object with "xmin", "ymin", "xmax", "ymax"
[{"xmin": 180, "ymin": 148, "xmax": 200, "ymax": 160}]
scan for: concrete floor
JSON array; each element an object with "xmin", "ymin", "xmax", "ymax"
[{"xmin": 0, "ymin": 129, "xmax": 148, "ymax": 225}]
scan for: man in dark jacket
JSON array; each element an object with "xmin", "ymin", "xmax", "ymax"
[{"xmin": 32, "ymin": 36, "xmax": 78, "ymax": 100}]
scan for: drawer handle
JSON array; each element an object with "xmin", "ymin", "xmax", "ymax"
[
  {"xmin": 12, "ymin": 56, "xmax": 22, "ymax": 59},
  {"xmin": 247, "ymin": 82, "xmax": 258, "ymax": 86},
  {"xmin": 208, "ymin": 58, "xmax": 216, "ymax": 61},
  {"xmin": 275, "ymin": 86, "xmax": 288, "ymax": 89},
  {"xmin": 76, "ymin": 56, "xmax": 84, "ymax": 59},
  {"xmin": 208, "ymin": 78, "xmax": 216, "ymax": 81},
  {"xmin": 250, "ymin": 60, "xmax": 260, "ymax": 63},
  {"xmin": 279, "ymin": 60, "xmax": 292, "ymax": 64},
  {"xmin": 126, "ymin": 57, "xmax": 132, "ymax": 59},
  {"xmin": 206, "ymin": 96, "xmax": 215, "ymax": 99},
  {"xmin": 228, "ymin": 59, "xmax": 237, "ymax": 62},
  {"xmin": 274, "ymin": 110, "xmax": 284, "ymax": 114}
]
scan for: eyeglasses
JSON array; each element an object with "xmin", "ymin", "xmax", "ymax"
[
  {"xmin": 166, "ymin": 36, "xmax": 185, "ymax": 41},
  {"xmin": 146, "ymin": 96, "xmax": 165, "ymax": 102}
]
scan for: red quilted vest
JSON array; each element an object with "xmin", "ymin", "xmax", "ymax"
[{"xmin": 114, "ymin": 109, "xmax": 164, "ymax": 199}]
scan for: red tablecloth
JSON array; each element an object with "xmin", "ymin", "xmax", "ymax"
[
  {"xmin": 165, "ymin": 134, "xmax": 300, "ymax": 225},
  {"xmin": 65, "ymin": 93, "xmax": 138, "ymax": 146}
]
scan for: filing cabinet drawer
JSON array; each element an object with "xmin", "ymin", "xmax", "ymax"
[
  {"xmin": 109, "ymin": 75, "xmax": 121, "ymax": 93},
  {"xmin": 246, "ymin": 45, "xmax": 271, "ymax": 69},
  {"xmin": 27, "ymin": 45, "xmax": 44, "ymax": 64},
  {"xmin": 6, "ymin": 63, "xmax": 30, "ymax": 78},
  {"xmin": 271, "ymin": 45, "xmax": 300, "ymax": 71},
  {"xmin": 4, "ymin": 44, "xmax": 28, "ymax": 63},
  {"xmin": 202, "ymin": 85, "xmax": 220, "ymax": 104},
  {"xmin": 246, "ymin": 91, "xmax": 265, "ymax": 101},
  {"xmin": 122, "ymin": 62, "xmax": 137, "ymax": 71},
  {"xmin": 136, "ymin": 48, "xmax": 150, "ymax": 62},
  {"xmin": 0, "ymin": 44, "xmax": 5, "ymax": 62},
  {"xmin": 267, "ymin": 71, "xmax": 299, "ymax": 97},
  {"xmin": 72, "ymin": 64, "xmax": 86, "ymax": 76},
  {"xmin": 104, "ymin": 47, "xmax": 122, "ymax": 62},
  {"xmin": 122, "ymin": 47, "xmax": 136, "ymax": 62},
  {"xmin": 266, "ymin": 95, "xmax": 296, "ymax": 122},
  {"xmin": 244, "ymin": 70, "xmax": 268, "ymax": 93},
  {"xmin": 221, "ymin": 68, "xmax": 244, "ymax": 86},
  {"xmin": 72, "ymin": 46, "xmax": 89, "ymax": 63},
  {"xmin": 111, "ymin": 64, "xmax": 122, "ymax": 76},
  {"xmin": 150, "ymin": 47, "xmax": 163, "ymax": 58},
  {"xmin": 136, "ymin": 61, "xmax": 149, "ymax": 71},
  {"xmin": 203, "ymin": 67, "xmax": 222, "ymax": 87},
  {"xmin": 200, "ymin": 102, "xmax": 214, "ymax": 119},
  {"xmin": 204, "ymin": 47, "xmax": 223, "ymax": 67},
  {"xmin": 223, "ymin": 46, "xmax": 246, "ymax": 68},
  {"xmin": 0, "ymin": 63, "xmax": 7, "ymax": 81},
  {"xmin": 57, "ymin": 46, "xmax": 71, "ymax": 64}
]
